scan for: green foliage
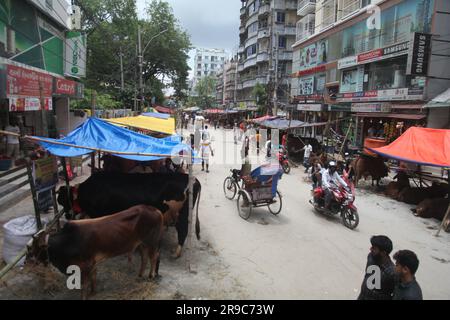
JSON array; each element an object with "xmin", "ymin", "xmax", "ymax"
[
  {"xmin": 194, "ymin": 76, "xmax": 217, "ymax": 109},
  {"xmin": 70, "ymin": 89, "xmax": 120, "ymax": 110},
  {"xmin": 75, "ymin": 0, "xmax": 191, "ymax": 107}
]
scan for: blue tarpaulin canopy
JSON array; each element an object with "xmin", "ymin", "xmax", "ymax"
[
  {"xmin": 142, "ymin": 112, "xmax": 171, "ymax": 120},
  {"xmin": 260, "ymin": 118, "xmax": 305, "ymax": 130},
  {"xmin": 36, "ymin": 118, "xmax": 192, "ymax": 161}
]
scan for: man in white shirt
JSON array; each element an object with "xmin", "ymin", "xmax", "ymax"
[
  {"xmin": 5, "ymin": 120, "xmax": 20, "ymax": 161},
  {"xmin": 322, "ymin": 161, "xmax": 348, "ymax": 210},
  {"xmin": 201, "ymin": 125, "xmax": 210, "ymax": 141},
  {"xmin": 201, "ymin": 140, "xmax": 213, "ymax": 173},
  {"xmin": 302, "ymin": 143, "xmax": 313, "ymax": 173}
]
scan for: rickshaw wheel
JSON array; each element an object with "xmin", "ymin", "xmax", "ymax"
[
  {"xmin": 237, "ymin": 191, "xmax": 252, "ymax": 220},
  {"xmin": 268, "ymin": 191, "xmax": 282, "ymax": 215},
  {"xmin": 223, "ymin": 177, "xmax": 237, "ymax": 200}
]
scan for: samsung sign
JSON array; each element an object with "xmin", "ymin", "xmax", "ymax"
[{"xmin": 407, "ymin": 33, "xmax": 432, "ymax": 76}]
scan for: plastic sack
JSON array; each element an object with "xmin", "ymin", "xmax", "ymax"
[{"xmin": 2, "ymin": 215, "xmax": 49, "ymax": 266}]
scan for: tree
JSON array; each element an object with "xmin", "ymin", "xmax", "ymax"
[
  {"xmin": 74, "ymin": 0, "xmax": 191, "ymax": 108},
  {"xmin": 253, "ymin": 83, "xmax": 268, "ymax": 115},
  {"xmin": 194, "ymin": 76, "xmax": 217, "ymax": 109},
  {"xmin": 70, "ymin": 89, "xmax": 121, "ymax": 110}
]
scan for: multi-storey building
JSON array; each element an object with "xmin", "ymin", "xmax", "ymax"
[
  {"xmin": 215, "ymin": 59, "xmax": 238, "ymax": 108},
  {"xmin": 193, "ymin": 47, "xmax": 228, "ymax": 85},
  {"xmin": 291, "ymin": 0, "xmax": 450, "ymax": 145},
  {"xmin": 237, "ymin": 0, "xmax": 298, "ymax": 112},
  {"xmin": 0, "ymin": 0, "xmax": 86, "ymax": 141}
]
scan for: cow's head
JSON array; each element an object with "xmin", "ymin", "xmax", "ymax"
[
  {"xmin": 26, "ymin": 230, "xmax": 50, "ymax": 266},
  {"xmin": 56, "ymin": 186, "xmax": 72, "ymax": 214},
  {"xmin": 161, "ymin": 183, "xmax": 187, "ymax": 226}
]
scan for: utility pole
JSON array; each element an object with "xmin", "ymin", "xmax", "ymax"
[
  {"xmin": 119, "ymin": 47, "xmax": 124, "ymax": 91},
  {"xmin": 90, "ymin": 90, "xmax": 96, "ymax": 175},
  {"xmin": 138, "ymin": 25, "xmax": 143, "ymax": 112},
  {"xmin": 274, "ymin": 32, "xmax": 279, "ymax": 116},
  {"xmin": 39, "ymin": 81, "xmax": 48, "ymax": 137}
]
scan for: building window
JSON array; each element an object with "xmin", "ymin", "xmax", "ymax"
[
  {"xmin": 367, "ymin": 57, "xmax": 407, "ymax": 90},
  {"xmin": 197, "ymin": 71, "xmax": 201, "ymax": 76},
  {"xmin": 246, "ymin": 44, "xmax": 257, "ymax": 57},
  {"xmin": 221, "ymin": 57, "xmax": 225, "ymax": 61},
  {"xmin": 212, "ymin": 64, "xmax": 216, "ymax": 69},
  {"xmin": 204, "ymin": 63, "xmax": 208, "ymax": 69},
  {"xmin": 276, "ymin": 12, "xmax": 285, "ymax": 23},
  {"xmin": 278, "ymin": 36, "xmax": 287, "ymax": 49},
  {"xmin": 205, "ymin": 56, "xmax": 209, "ymax": 60},
  {"xmin": 197, "ymin": 55, "xmax": 202, "ymax": 61},
  {"xmin": 248, "ymin": 22, "xmax": 258, "ymax": 34},
  {"xmin": 197, "ymin": 64, "xmax": 201, "ymax": 69}
]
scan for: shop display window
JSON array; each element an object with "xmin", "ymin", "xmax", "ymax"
[{"xmin": 367, "ymin": 56, "xmax": 407, "ymax": 91}]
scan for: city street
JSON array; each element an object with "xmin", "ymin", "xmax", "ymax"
[{"xmin": 2, "ymin": 127, "xmax": 449, "ymax": 300}]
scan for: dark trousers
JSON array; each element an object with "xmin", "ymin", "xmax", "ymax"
[{"xmin": 324, "ymin": 188, "xmax": 333, "ymax": 208}]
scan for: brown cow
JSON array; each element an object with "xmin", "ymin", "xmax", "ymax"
[
  {"xmin": 352, "ymin": 154, "xmax": 389, "ymax": 187},
  {"xmin": 385, "ymin": 171, "xmax": 410, "ymax": 199},
  {"xmin": 397, "ymin": 187, "xmax": 431, "ymax": 205},
  {"xmin": 27, "ymin": 203, "xmax": 184, "ymax": 299},
  {"xmin": 411, "ymin": 198, "xmax": 448, "ymax": 220}
]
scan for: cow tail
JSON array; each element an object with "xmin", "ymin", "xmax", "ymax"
[{"xmin": 195, "ymin": 184, "xmax": 201, "ymax": 240}]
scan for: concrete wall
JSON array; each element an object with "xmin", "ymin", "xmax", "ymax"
[
  {"xmin": 427, "ymin": 108, "xmax": 450, "ymax": 129},
  {"xmin": 55, "ymin": 97, "xmax": 69, "ymax": 136}
]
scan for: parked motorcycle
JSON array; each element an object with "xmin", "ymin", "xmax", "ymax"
[
  {"xmin": 309, "ymin": 176, "xmax": 359, "ymax": 229},
  {"xmin": 277, "ymin": 148, "xmax": 290, "ymax": 174}
]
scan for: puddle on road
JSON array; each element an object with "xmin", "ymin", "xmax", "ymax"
[{"xmin": 431, "ymin": 256, "xmax": 450, "ymax": 264}]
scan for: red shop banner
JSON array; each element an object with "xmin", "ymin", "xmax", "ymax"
[
  {"xmin": 9, "ymin": 96, "xmax": 53, "ymax": 112},
  {"xmin": 54, "ymin": 78, "xmax": 76, "ymax": 96},
  {"xmin": 6, "ymin": 64, "xmax": 53, "ymax": 97}
]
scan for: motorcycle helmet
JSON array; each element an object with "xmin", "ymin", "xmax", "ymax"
[{"xmin": 329, "ymin": 161, "xmax": 337, "ymax": 167}]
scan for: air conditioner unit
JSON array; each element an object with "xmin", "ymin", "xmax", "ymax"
[{"xmin": 70, "ymin": 5, "xmax": 81, "ymax": 30}]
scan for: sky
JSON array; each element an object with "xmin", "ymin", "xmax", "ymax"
[{"xmin": 136, "ymin": 0, "xmax": 242, "ymax": 80}]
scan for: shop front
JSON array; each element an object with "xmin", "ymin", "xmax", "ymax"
[
  {"xmin": 351, "ymin": 102, "xmax": 426, "ymax": 148},
  {"xmin": 295, "ymin": 103, "xmax": 326, "ymax": 138},
  {"xmin": 0, "ymin": 62, "xmax": 83, "ymax": 161}
]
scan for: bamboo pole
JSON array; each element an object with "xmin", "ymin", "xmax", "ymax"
[{"xmin": 0, "ymin": 130, "xmax": 203, "ymax": 160}]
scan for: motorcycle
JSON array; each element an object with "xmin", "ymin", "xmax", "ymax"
[
  {"xmin": 277, "ymin": 148, "xmax": 290, "ymax": 174},
  {"xmin": 309, "ymin": 176, "xmax": 359, "ymax": 229}
]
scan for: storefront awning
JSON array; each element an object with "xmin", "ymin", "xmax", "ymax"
[
  {"xmin": 105, "ymin": 115, "xmax": 175, "ymax": 135},
  {"xmin": 356, "ymin": 113, "xmax": 426, "ymax": 120},
  {"xmin": 423, "ymin": 88, "xmax": 450, "ymax": 108},
  {"xmin": 368, "ymin": 127, "xmax": 450, "ymax": 168}
]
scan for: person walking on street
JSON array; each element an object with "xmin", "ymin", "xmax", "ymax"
[
  {"xmin": 256, "ymin": 129, "xmax": 261, "ymax": 155},
  {"xmin": 201, "ymin": 139, "xmax": 214, "ymax": 173},
  {"xmin": 392, "ymin": 250, "xmax": 423, "ymax": 300},
  {"xmin": 5, "ymin": 118, "xmax": 21, "ymax": 162},
  {"xmin": 302, "ymin": 142, "xmax": 313, "ymax": 173},
  {"xmin": 358, "ymin": 235, "xmax": 396, "ymax": 300}
]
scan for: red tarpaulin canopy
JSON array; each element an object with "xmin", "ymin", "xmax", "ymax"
[
  {"xmin": 369, "ymin": 127, "xmax": 450, "ymax": 168},
  {"xmin": 251, "ymin": 115, "xmax": 278, "ymax": 123},
  {"xmin": 154, "ymin": 105, "xmax": 174, "ymax": 114}
]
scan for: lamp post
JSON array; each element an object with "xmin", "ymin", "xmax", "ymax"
[{"xmin": 137, "ymin": 27, "xmax": 168, "ymax": 112}]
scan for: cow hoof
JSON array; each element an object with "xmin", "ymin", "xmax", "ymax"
[{"xmin": 172, "ymin": 245, "xmax": 182, "ymax": 259}]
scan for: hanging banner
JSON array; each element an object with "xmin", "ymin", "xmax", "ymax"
[
  {"xmin": 406, "ymin": 33, "xmax": 432, "ymax": 76},
  {"xmin": 65, "ymin": 31, "xmax": 87, "ymax": 78},
  {"xmin": 9, "ymin": 96, "xmax": 52, "ymax": 111},
  {"xmin": 33, "ymin": 156, "xmax": 58, "ymax": 192},
  {"xmin": 6, "ymin": 64, "xmax": 53, "ymax": 97}
]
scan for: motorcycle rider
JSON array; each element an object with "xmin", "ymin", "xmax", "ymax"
[{"xmin": 322, "ymin": 161, "xmax": 349, "ymax": 211}]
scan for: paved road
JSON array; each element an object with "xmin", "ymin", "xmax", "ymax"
[{"xmin": 194, "ymin": 127, "xmax": 450, "ymax": 299}]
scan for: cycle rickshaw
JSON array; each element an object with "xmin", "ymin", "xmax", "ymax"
[{"xmin": 223, "ymin": 163, "xmax": 283, "ymax": 220}]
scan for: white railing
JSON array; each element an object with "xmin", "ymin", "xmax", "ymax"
[
  {"xmin": 297, "ymin": 0, "xmax": 317, "ymax": 17},
  {"xmin": 296, "ymin": 14, "xmax": 315, "ymax": 42},
  {"xmin": 339, "ymin": 0, "xmax": 361, "ymax": 20}
]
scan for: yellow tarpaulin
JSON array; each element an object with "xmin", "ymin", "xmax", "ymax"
[{"xmin": 105, "ymin": 115, "xmax": 175, "ymax": 135}]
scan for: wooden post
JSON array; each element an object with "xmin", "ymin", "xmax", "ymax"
[
  {"xmin": 60, "ymin": 157, "xmax": 73, "ymax": 218},
  {"xmin": 338, "ymin": 121, "xmax": 353, "ymax": 161},
  {"xmin": 91, "ymin": 91, "xmax": 96, "ymax": 175},
  {"xmin": 186, "ymin": 147, "xmax": 195, "ymax": 273},
  {"xmin": 25, "ymin": 158, "xmax": 42, "ymax": 230},
  {"xmin": 435, "ymin": 173, "xmax": 450, "ymax": 237},
  {"xmin": 51, "ymin": 187, "xmax": 60, "ymax": 231}
]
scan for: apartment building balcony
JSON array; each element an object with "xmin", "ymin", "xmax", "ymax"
[
  {"xmin": 238, "ymin": 63, "xmax": 244, "ymax": 72},
  {"xmin": 257, "ymin": 51, "xmax": 269, "ymax": 63},
  {"xmin": 236, "ymin": 82, "xmax": 243, "ymax": 90},
  {"xmin": 297, "ymin": 0, "xmax": 316, "ymax": 17},
  {"xmin": 259, "ymin": 3, "xmax": 270, "ymax": 16},
  {"xmin": 258, "ymin": 27, "xmax": 270, "ymax": 39},
  {"xmin": 277, "ymin": 51, "xmax": 293, "ymax": 61},
  {"xmin": 242, "ymin": 79, "xmax": 257, "ymax": 89},
  {"xmin": 238, "ymin": 45, "xmax": 245, "ymax": 54},
  {"xmin": 256, "ymin": 74, "xmax": 269, "ymax": 84},
  {"xmin": 318, "ymin": 0, "xmax": 337, "ymax": 31},
  {"xmin": 273, "ymin": 24, "xmax": 297, "ymax": 36},
  {"xmin": 296, "ymin": 13, "xmax": 315, "ymax": 42},
  {"xmin": 240, "ymin": 26, "xmax": 246, "ymax": 34},
  {"xmin": 240, "ymin": 6, "xmax": 246, "ymax": 17},
  {"xmin": 339, "ymin": 0, "xmax": 361, "ymax": 20},
  {"xmin": 244, "ymin": 55, "xmax": 258, "ymax": 69},
  {"xmin": 286, "ymin": 0, "xmax": 298, "ymax": 10}
]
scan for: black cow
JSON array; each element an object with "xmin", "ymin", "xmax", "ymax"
[{"xmin": 57, "ymin": 172, "xmax": 201, "ymax": 258}]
